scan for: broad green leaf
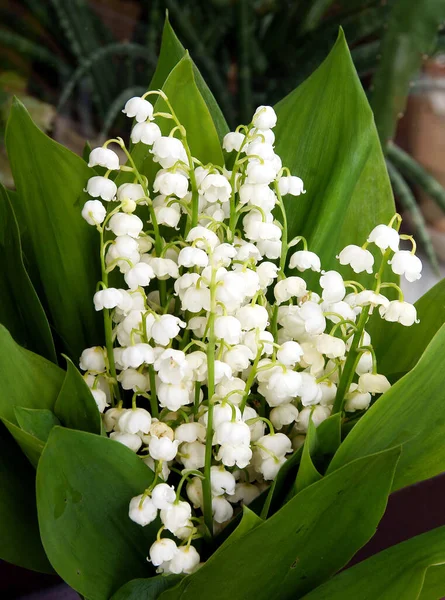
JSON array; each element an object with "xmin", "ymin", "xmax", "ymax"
[
  {"xmin": 274, "ymin": 30, "xmax": 394, "ymax": 288},
  {"xmin": 302, "ymin": 525, "xmax": 445, "ymax": 600},
  {"xmin": 149, "ymin": 16, "xmax": 228, "ymax": 142},
  {"xmin": 374, "ymin": 277, "xmax": 445, "ymax": 378},
  {"xmin": 2, "ymin": 418, "xmax": 44, "ymax": 468},
  {"xmin": 111, "ymin": 576, "xmax": 183, "ymax": 600},
  {"xmin": 0, "ymin": 183, "xmax": 56, "ymax": 362},
  {"xmin": 160, "ymin": 447, "xmax": 400, "ymax": 600},
  {"xmin": 54, "ymin": 357, "xmax": 101, "ymax": 434},
  {"xmin": 0, "ymin": 325, "xmax": 64, "ymax": 423},
  {"xmin": 328, "ymin": 324, "xmax": 445, "ymax": 491},
  {"xmin": 295, "ymin": 419, "xmax": 322, "ymax": 493},
  {"xmin": 37, "ymin": 427, "xmax": 157, "ymax": 600},
  {"xmin": 14, "ymin": 407, "xmax": 60, "ymax": 442},
  {"xmin": 419, "ymin": 564, "xmax": 445, "ymax": 600},
  {"xmin": 6, "ymin": 98, "xmax": 102, "ymax": 360},
  {"xmin": 0, "ymin": 423, "xmax": 52, "ymax": 573},
  {"xmin": 371, "ymin": 0, "xmax": 445, "ymax": 146}
]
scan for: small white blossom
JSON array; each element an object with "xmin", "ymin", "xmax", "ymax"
[
  {"xmin": 389, "ymin": 251, "xmax": 422, "ymax": 282},
  {"xmin": 160, "ymin": 501, "xmax": 191, "ymax": 534},
  {"xmin": 345, "ymin": 384, "xmax": 372, "ymax": 412},
  {"xmin": 88, "ymin": 147, "xmax": 119, "ymax": 170},
  {"xmin": 122, "ymin": 96, "xmax": 154, "ymax": 122},
  {"xmin": 85, "ymin": 176, "xmax": 117, "ymax": 201},
  {"xmin": 124, "ymin": 262, "xmax": 155, "ymax": 290},
  {"xmin": 158, "ymin": 382, "xmax": 193, "ymax": 411},
  {"xmin": 289, "ymin": 250, "xmax": 320, "ymax": 272},
  {"xmin": 168, "ymin": 545, "xmax": 200, "ymax": 575},
  {"xmin": 358, "ymin": 373, "xmax": 391, "ymax": 394},
  {"xmin": 149, "ymin": 538, "xmax": 178, "ymax": 567},
  {"xmin": 151, "ymin": 315, "xmax": 186, "ymax": 346},
  {"xmin": 212, "ymin": 496, "xmax": 234, "ymax": 523},
  {"xmin": 270, "ymin": 404, "xmax": 299, "ymax": 429},
  {"xmin": 93, "ymin": 288, "xmax": 123, "ymax": 311},
  {"xmin": 118, "ymin": 368, "xmax": 150, "ymax": 392},
  {"xmin": 154, "ymin": 171, "xmax": 189, "ymax": 198},
  {"xmin": 274, "ymin": 277, "xmax": 307, "ymax": 304},
  {"xmin": 118, "ymin": 407, "xmax": 152, "ymax": 435},
  {"xmin": 214, "ymin": 316, "xmax": 242, "ymax": 345},
  {"xmin": 337, "ymin": 245, "xmax": 374, "ymax": 274},
  {"xmin": 278, "ymin": 176, "xmax": 305, "ymax": 196},
  {"xmin": 110, "ymin": 431, "xmax": 142, "ymax": 452},
  {"xmin": 108, "ymin": 213, "xmax": 143, "ymax": 238},
  {"xmin": 121, "ymin": 344, "xmax": 155, "ymax": 369},
  {"xmin": 379, "ymin": 300, "xmax": 418, "ymax": 326},
  {"xmin": 368, "ymin": 224, "xmax": 399, "ymax": 252},
  {"xmin": 131, "ymin": 121, "xmax": 162, "ymax": 145},
  {"xmin": 129, "ymin": 494, "xmax": 157, "ymax": 526},
  {"xmin": 252, "ymin": 105, "xmax": 277, "ymax": 130},
  {"xmin": 211, "ymin": 466, "xmax": 236, "ymax": 496},
  {"xmin": 117, "ymin": 183, "xmax": 145, "ymax": 203},
  {"xmin": 319, "ymin": 270, "xmax": 346, "ymax": 303},
  {"xmin": 82, "ymin": 200, "xmax": 106, "ymax": 225},
  {"xmin": 79, "ymin": 346, "xmax": 106, "ymax": 372},
  {"xmin": 180, "ymin": 441, "xmax": 206, "ymax": 470},
  {"xmin": 199, "ymin": 173, "xmax": 231, "ymax": 203},
  {"xmin": 151, "ymin": 137, "xmax": 188, "ymax": 169},
  {"xmin": 276, "ymin": 341, "xmax": 304, "ymax": 367},
  {"xmin": 223, "ymin": 131, "xmax": 245, "ymax": 152},
  {"xmin": 151, "ymin": 483, "xmax": 176, "ymax": 510},
  {"xmin": 178, "ymin": 247, "xmax": 209, "ymax": 268},
  {"xmin": 149, "ymin": 436, "xmax": 180, "ymax": 462}
]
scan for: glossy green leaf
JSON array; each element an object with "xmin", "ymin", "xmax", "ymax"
[
  {"xmin": 375, "ymin": 277, "xmax": 445, "ymax": 378},
  {"xmin": 149, "ymin": 16, "xmax": 228, "ymax": 141},
  {"xmin": 329, "ymin": 324, "xmax": 445, "ymax": 491},
  {"xmin": 37, "ymin": 427, "xmax": 157, "ymax": 600},
  {"xmin": 0, "ymin": 423, "xmax": 52, "ymax": 573},
  {"xmin": 14, "ymin": 407, "xmax": 60, "ymax": 442},
  {"xmin": 295, "ymin": 419, "xmax": 322, "ymax": 493},
  {"xmin": 0, "ymin": 183, "xmax": 56, "ymax": 362},
  {"xmin": 2, "ymin": 418, "xmax": 44, "ymax": 468},
  {"xmin": 274, "ymin": 30, "xmax": 394, "ymax": 288},
  {"xmin": 160, "ymin": 447, "xmax": 400, "ymax": 600},
  {"xmin": 0, "ymin": 325, "xmax": 64, "ymax": 424},
  {"xmin": 418, "ymin": 564, "xmax": 445, "ymax": 600},
  {"xmin": 371, "ymin": 0, "xmax": 445, "ymax": 146},
  {"xmin": 6, "ymin": 98, "xmax": 102, "ymax": 360},
  {"xmin": 111, "ymin": 576, "xmax": 183, "ymax": 600},
  {"xmin": 54, "ymin": 357, "xmax": 101, "ymax": 434},
  {"xmin": 302, "ymin": 525, "xmax": 445, "ymax": 600}
]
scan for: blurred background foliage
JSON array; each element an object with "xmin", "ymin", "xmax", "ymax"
[{"xmin": 1, "ymin": 0, "xmax": 445, "ymax": 269}]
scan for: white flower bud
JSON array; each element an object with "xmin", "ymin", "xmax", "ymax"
[
  {"xmin": 149, "ymin": 538, "xmax": 178, "ymax": 567},
  {"xmin": 151, "ymin": 137, "xmax": 188, "ymax": 169},
  {"xmin": 129, "ymin": 494, "xmax": 157, "ymax": 526},
  {"xmin": 186, "ymin": 225, "xmax": 220, "ymax": 250},
  {"xmin": 289, "ymin": 250, "xmax": 320, "ymax": 272},
  {"xmin": 264, "ymin": 369, "xmax": 302, "ymax": 405},
  {"xmin": 337, "ymin": 245, "xmax": 374, "ymax": 274},
  {"xmin": 213, "ymin": 360, "xmax": 234, "ymax": 383},
  {"xmin": 296, "ymin": 405, "xmax": 331, "ymax": 432},
  {"xmin": 299, "ymin": 372, "xmax": 322, "ymax": 406},
  {"xmin": 85, "ymin": 176, "xmax": 117, "ymax": 201},
  {"xmin": 236, "ymin": 305, "xmax": 269, "ymax": 331},
  {"xmin": 223, "ymin": 131, "xmax": 245, "ymax": 152},
  {"xmin": 151, "ymin": 483, "xmax": 176, "ymax": 510},
  {"xmin": 389, "ymin": 250, "xmax": 422, "ymax": 282},
  {"xmin": 229, "ymin": 482, "xmax": 260, "ymax": 505},
  {"xmin": 108, "ymin": 213, "xmax": 143, "ymax": 238},
  {"xmin": 256, "ymin": 432, "xmax": 292, "ymax": 459},
  {"xmin": 379, "ymin": 300, "xmax": 418, "ymax": 326},
  {"xmin": 110, "ymin": 431, "xmax": 142, "ymax": 452},
  {"xmin": 256, "ymin": 239, "xmax": 282, "ymax": 260},
  {"xmin": 88, "ymin": 147, "xmax": 119, "ymax": 170},
  {"xmin": 367, "ymin": 224, "xmax": 399, "ymax": 252},
  {"xmin": 214, "ymin": 420, "xmax": 251, "ymax": 446},
  {"xmin": 356, "ymin": 351, "xmax": 373, "ymax": 375},
  {"xmin": 252, "ymin": 105, "xmax": 277, "ymax": 129},
  {"xmin": 144, "ymin": 256, "xmax": 179, "ymax": 280},
  {"xmin": 79, "ymin": 346, "xmax": 106, "ymax": 372},
  {"xmin": 199, "ymin": 173, "xmax": 231, "ymax": 204},
  {"xmin": 257, "ymin": 261, "xmax": 279, "ymax": 288},
  {"xmin": 149, "ymin": 436, "xmax": 180, "ymax": 462},
  {"xmin": 124, "ymin": 262, "xmax": 155, "ymax": 290},
  {"xmin": 82, "ymin": 200, "xmax": 106, "ymax": 225},
  {"xmin": 131, "ymin": 121, "xmax": 162, "ymax": 145}
]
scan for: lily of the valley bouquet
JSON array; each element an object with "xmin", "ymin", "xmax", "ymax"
[{"xmin": 2, "ymin": 18, "xmax": 445, "ymax": 600}]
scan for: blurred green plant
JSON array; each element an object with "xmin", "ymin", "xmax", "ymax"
[{"xmin": 1, "ymin": 0, "xmax": 445, "ymax": 266}]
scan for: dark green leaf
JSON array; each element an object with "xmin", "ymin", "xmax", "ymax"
[
  {"xmin": 0, "ymin": 423, "xmax": 52, "ymax": 573},
  {"xmin": 2, "ymin": 418, "xmax": 44, "ymax": 468},
  {"xmin": 6, "ymin": 98, "xmax": 102, "ymax": 360},
  {"xmin": 295, "ymin": 419, "xmax": 322, "ymax": 493},
  {"xmin": 54, "ymin": 357, "xmax": 101, "ymax": 434},
  {"xmin": 375, "ymin": 277, "xmax": 445, "ymax": 378},
  {"xmin": 371, "ymin": 0, "xmax": 445, "ymax": 146},
  {"xmin": 329, "ymin": 324, "xmax": 445, "ymax": 491},
  {"xmin": 0, "ymin": 325, "xmax": 64, "ymax": 423},
  {"xmin": 274, "ymin": 30, "xmax": 395, "ymax": 288},
  {"xmin": 0, "ymin": 182, "xmax": 56, "ymax": 361},
  {"xmin": 14, "ymin": 407, "xmax": 60, "ymax": 442},
  {"xmin": 37, "ymin": 427, "xmax": 157, "ymax": 600},
  {"xmin": 418, "ymin": 564, "xmax": 445, "ymax": 600},
  {"xmin": 302, "ymin": 525, "xmax": 445, "ymax": 600},
  {"xmin": 111, "ymin": 576, "xmax": 183, "ymax": 600},
  {"xmin": 159, "ymin": 447, "xmax": 400, "ymax": 600},
  {"xmin": 315, "ymin": 411, "xmax": 342, "ymax": 460}
]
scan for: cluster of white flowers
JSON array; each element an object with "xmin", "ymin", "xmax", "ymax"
[{"xmin": 79, "ymin": 94, "xmax": 421, "ymax": 574}]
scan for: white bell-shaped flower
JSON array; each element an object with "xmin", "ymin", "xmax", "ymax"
[
  {"xmin": 248, "ymin": 127, "xmax": 275, "ymax": 146},
  {"xmin": 154, "ymin": 202, "xmax": 181, "ymax": 229},
  {"xmin": 118, "ymin": 407, "xmax": 152, "ymax": 435},
  {"xmin": 122, "ymin": 96, "xmax": 154, "ymax": 122},
  {"xmin": 124, "ymin": 262, "xmax": 155, "ymax": 290},
  {"xmin": 299, "ymin": 372, "xmax": 322, "ymax": 406},
  {"xmin": 270, "ymin": 403, "xmax": 299, "ymax": 429},
  {"xmin": 160, "ymin": 500, "xmax": 192, "ymax": 534},
  {"xmin": 158, "ymin": 381, "xmax": 193, "ymax": 411},
  {"xmin": 299, "ymin": 301, "xmax": 327, "ymax": 335},
  {"xmin": 223, "ymin": 131, "xmax": 245, "ymax": 152},
  {"xmin": 151, "ymin": 314, "xmax": 186, "ymax": 346},
  {"xmin": 144, "ymin": 256, "xmax": 179, "ymax": 280},
  {"xmin": 344, "ymin": 383, "xmax": 372, "ymax": 412},
  {"xmin": 117, "ymin": 183, "xmax": 145, "ymax": 203},
  {"xmin": 236, "ymin": 305, "xmax": 269, "ymax": 331},
  {"xmin": 129, "ymin": 494, "xmax": 157, "ymax": 526},
  {"xmin": 213, "ymin": 420, "xmax": 251, "ymax": 446},
  {"xmin": 151, "ymin": 483, "xmax": 176, "ymax": 510},
  {"xmin": 296, "ymin": 406, "xmax": 331, "ymax": 432},
  {"xmin": 319, "ymin": 270, "xmax": 346, "ymax": 302},
  {"xmin": 276, "ymin": 341, "xmax": 304, "ymax": 367},
  {"xmin": 93, "ymin": 288, "xmax": 123, "ymax": 311},
  {"xmin": 289, "ymin": 250, "xmax": 321, "ymax": 272},
  {"xmin": 82, "ymin": 200, "xmax": 106, "ymax": 225},
  {"xmin": 110, "ymin": 431, "xmax": 142, "ymax": 452},
  {"xmin": 187, "ymin": 477, "xmax": 203, "ymax": 508},
  {"xmin": 169, "ymin": 546, "xmax": 200, "ymax": 575},
  {"xmin": 211, "ymin": 465, "xmax": 236, "ymax": 496},
  {"xmin": 154, "ymin": 349, "xmax": 191, "ymax": 385},
  {"xmin": 367, "ymin": 224, "xmax": 399, "ymax": 252},
  {"xmin": 85, "ymin": 176, "xmax": 117, "ymax": 201},
  {"xmin": 257, "ymin": 261, "xmax": 279, "ymax": 288},
  {"xmin": 153, "ymin": 171, "xmax": 189, "ymax": 198},
  {"xmin": 199, "ymin": 173, "xmax": 231, "ymax": 203},
  {"xmin": 149, "ymin": 538, "xmax": 178, "ymax": 567},
  {"xmin": 121, "ymin": 343, "xmax": 155, "ymax": 369},
  {"xmin": 214, "ymin": 316, "xmax": 242, "ymax": 345},
  {"xmin": 379, "ymin": 300, "xmax": 418, "ymax": 326},
  {"xmin": 149, "ymin": 436, "xmax": 180, "ymax": 462},
  {"xmin": 175, "ymin": 422, "xmax": 206, "ymax": 444},
  {"xmin": 186, "ymin": 225, "xmax": 220, "ymax": 250},
  {"xmin": 278, "ymin": 176, "xmax": 305, "ymax": 196},
  {"xmin": 88, "ymin": 147, "xmax": 120, "ymax": 170},
  {"xmin": 389, "ymin": 250, "xmax": 422, "ymax": 282},
  {"xmin": 216, "ymin": 443, "xmax": 252, "ymax": 469},
  {"xmin": 229, "ymin": 482, "xmax": 260, "ymax": 505},
  {"xmin": 108, "ymin": 213, "xmax": 143, "ymax": 238},
  {"xmin": 151, "ymin": 136, "xmax": 188, "ymax": 169},
  {"xmin": 315, "ymin": 333, "xmax": 346, "ymax": 359},
  {"xmin": 252, "ymin": 105, "xmax": 277, "ymax": 129},
  {"xmin": 274, "ymin": 277, "xmax": 307, "ymax": 304},
  {"xmin": 256, "ymin": 432, "xmax": 292, "ymax": 459},
  {"xmin": 337, "ymin": 245, "xmax": 374, "ymax": 274},
  {"xmin": 264, "ymin": 369, "xmax": 302, "ymax": 406},
  {"xmin": 358, "ymin": 373, "xmax": 391, "ymax": 394},
  {"xmin": 212, "ymin": 496, "xmax": 234, "ymax": 523},
  {"xmin": 180, "ymin": 441, "xmax": 206, "ymax": 470},
  {"xmin": 79, "ymin": 346, "xmax": 107, "ymax": 372},
  {"xmin": 131, "ymin": 121, "xmax": 162, "ymax": 145},
  {"xmin": 256, "ymin": 239, "xmax": 282, "ymax": 260},
  {"xmin": 106, "ymin": 235, "xmax": 140, "ymax": 274},
  {"xmin": 117, "ymin": 368, "xmax": 150, "ymax": 392},
  {"xmin": 178, "ymin": 246, "xmax": 209, "ymax": 268},
  {"xmin": 91, "ymin": 389, "xmax": 108, "ymax": 413},
  {"xmin": 223, "ymin": 345, "xmax": 253, "ymax": 373},
  {"xmin": 355, "ymin": 351, "xmax": 373, "ymax": 375}
]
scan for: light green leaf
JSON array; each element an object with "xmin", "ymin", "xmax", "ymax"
[
  {"xmin": 374, "ymin": 277, "xmax": 445, "ymax": 378},
  {"xmin": 274, "ymin": 30, "xmax": 394, "ymax": 288},
  {"xmin": 2, "ymin": 418, "xmax": 45, "ymax": 468},
  {"xmin": 418, "ymin": 564, "xmax": 445, "ymax": 600},
  {"xmin": 6, "ymin": 98, "xmax": 102, "ymax": 360},
  {"xmin": 0, "ymin": 183, "xmax": 56, "ymax": 362},
  {"xmin": 14, "ymin": 407, "xmax": 60, "ymax": 442},
  {"xmin": 111, "ymin": 576, "xmax": 183, "ymax": 600},
  {"xmin": 37, "ymin": 427, "xmax": 157, "ymax": 600},
  {"xmin": 54, "ymin": 357, "xmax": 101, "ymax": 434},
  {"xmin": 371, "ymin": 0, "xmax": 445, "ymax": 146},
  {"xmin": 159, "ymin": 447, "xmax": 400, "ymax": 600},
  {"xmin": 0, "ymin": 325, "xmax": 64, "ymax": 424},
  {"xmin": 302, "ymin": 525, "xmax": 445, "ymax": 600},
  {"xmin": 0, "ymin": 423, "xmax": 52, "ymax": 573},
  {"xmin": 295, "ymin": 419, "xmax": 322, "ymax": 493},
  {"xmin": 329, "ymin": 324, "xmax": 445, "ymax": 491},
  {"xmin": 149, "ymin": 15, "xmax": 228, "ymax": 142}
]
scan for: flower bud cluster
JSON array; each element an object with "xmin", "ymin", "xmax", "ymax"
[{"xmin": 79, "ymin": 94, "xmax": 421, "ymax": 573}]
